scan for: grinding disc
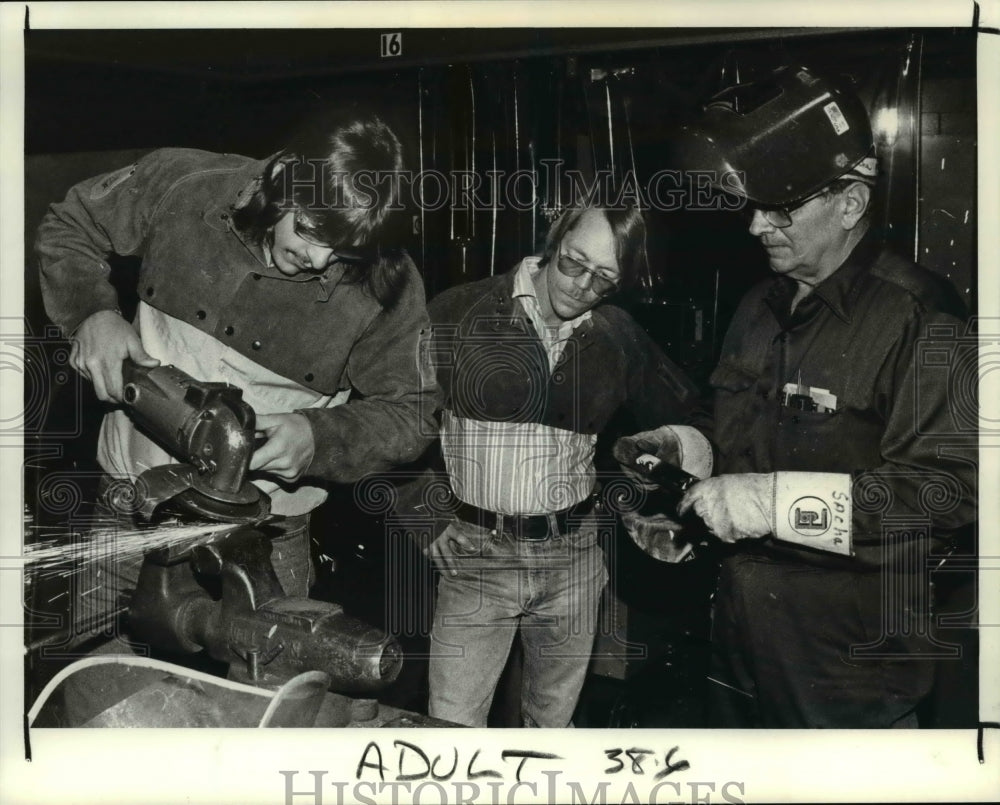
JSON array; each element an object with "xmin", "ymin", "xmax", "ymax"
[{"xmin": 165, "ymin": 484, "xmax": 271, "ymax": 524}]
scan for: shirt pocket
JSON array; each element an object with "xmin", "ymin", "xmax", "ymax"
[{"xmin": 775, "ymin": 404, "xmax": 843, "ymax": 471}]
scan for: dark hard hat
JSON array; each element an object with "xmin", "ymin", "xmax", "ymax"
[{"xmin": 674, "ymin": 66, "xmax": 876, "ymax": 207}]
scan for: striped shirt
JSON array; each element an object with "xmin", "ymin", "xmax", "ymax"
[{"xmin": 440, "ymin": 258, "xmax": 597, "ymax": 515}]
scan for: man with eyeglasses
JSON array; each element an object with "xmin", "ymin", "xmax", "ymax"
[
  {"xmin": 36, "ymin": 112, "xmax": 438, "ymax": 624},
  {"xmin": 615, "ymin": 67, "xmax": 974, "ymax": 727},
  {"xmin": 422, "ymin": 205, "xmax": 704, "ymax": 727}
]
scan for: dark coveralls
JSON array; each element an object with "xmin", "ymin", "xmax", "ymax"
[{"xmin": 705, "ymin": 232, "xmax": 975, "ymax": 727}]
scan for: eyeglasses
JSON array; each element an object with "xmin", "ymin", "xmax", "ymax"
[
  {"xmin": 738, "ymin": 187, "xmax": 830, "ymax": 229},
  {"xmin": 294, "ymin": 221, "xmax": 368, "ymax": 267},
  {"xmin": 329, "ymin": 251, "xmax": 368, "ymax": 268},
  {"xmin": 556, "ymin": 253, "xmax": 621, "ymax": 297}
]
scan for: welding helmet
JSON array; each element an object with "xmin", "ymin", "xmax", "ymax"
[{"xmin": 674, "ymin": 66, "xmax": 877, "ymax": 208}]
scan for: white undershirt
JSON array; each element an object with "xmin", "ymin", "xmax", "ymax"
[{"xmin": 98, "ymin": 302, "xmax": 350, "ymax": 517}]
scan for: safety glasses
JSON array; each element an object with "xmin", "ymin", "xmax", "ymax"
[
  {"xmin": 556, "ymin": 253, "xmax": 621, "ymax": 297},
  {"xmin": 738, "ymin": 187, "xmax": 831, "ymax": 229}
]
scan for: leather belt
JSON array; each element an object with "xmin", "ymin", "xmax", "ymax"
[{"xmin": 453, "ymin": 496, "xmax": 596, "ymax": 541}]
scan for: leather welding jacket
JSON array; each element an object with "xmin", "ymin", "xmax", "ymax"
[
  {"xmin": 428, "ymin": 268, "xmax": 701, "ymax": 476},
  {"xmin": 36, "ymin": 148, "xmax": 438, "ymax": 487},
  {"xmin": 707, "ymin": 230, "xmax": 976, "ymax": 570}
]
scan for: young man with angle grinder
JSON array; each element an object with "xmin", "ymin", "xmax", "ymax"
[{"xmin": 36, "ymin": 112, "xmax": 438, "ymax": 639}]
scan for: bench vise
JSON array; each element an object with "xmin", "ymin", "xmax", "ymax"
[{"xmin": 128, "ymin": 523, "xmax": 402, "ymax": 692}]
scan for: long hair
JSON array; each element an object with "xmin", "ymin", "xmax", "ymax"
[
  {"xmin": 537, "ymin": 205, "xmax": 648, "ymax": 293},
  {"xmin": 231, "ymin": 112, "xmax": 410, "ymax": 308}
]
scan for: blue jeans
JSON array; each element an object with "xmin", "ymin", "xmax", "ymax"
[{"xmin": 428, "ymin": 518, "xmax": 608, "ymax": 727}]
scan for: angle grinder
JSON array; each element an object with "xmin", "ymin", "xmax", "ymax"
[
  {"xmin": 113, "ymin": 359, "xmax": 271, "ymax": 524},
  {"xmin": 101, "ymin": 362, "xmax": 406, "ymax": 699}
]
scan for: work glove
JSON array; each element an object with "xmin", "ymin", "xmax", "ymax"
[
  {"xmin": 612, "ymin": 426, "xmax": 683, "ymax": 490},
  {"xmin": 678, "ymin": 473, "xmax": 774, "ymax": 543},
  {"xmin": 678, "ymin": 472, "xmax": 852, "ymax": 555},
  {"xmin": 621, "ymin": 511, "xmax": 695, "ymax": 563}
]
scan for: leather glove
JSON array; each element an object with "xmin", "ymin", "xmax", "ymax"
[
  {"xmin": 678, "ymin": 473, "xmax": 774, "ymax": 543},
  {"xmin": 678, "ymin": 472, "xmax": 852, "ymax": 555},
  {"xmin": 621, "ymin": 511, "xmax": 695, "ymax": 563},
  {"xmin": 613, "ymin": 426, "xmax": 682, "ymax": 490}
]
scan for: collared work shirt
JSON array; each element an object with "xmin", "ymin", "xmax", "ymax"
[
  {"xmin": 512, "ymin": 256, "xmax": 593, "ymax": 371},
  {"xmin": 707, "ymin": 233, "xmax": 975, "ymax": 568}
]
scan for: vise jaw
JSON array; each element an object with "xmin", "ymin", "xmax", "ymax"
[{"xmin": 128, "ymin": 525, "xmax": 402, "ymax": 693}]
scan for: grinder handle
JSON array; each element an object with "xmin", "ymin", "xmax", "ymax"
[
  {"xmin": 68, "ymin": 311, "xmax": 158, "ymax": 403},
  {"xmin": 121, "ymin": 356, "xmax": 151, "ymax": 401},
  {"xmin": 120, "ymin": 359, "xmax": 258, "ymax": 494}
]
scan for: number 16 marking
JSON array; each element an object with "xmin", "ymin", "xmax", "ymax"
[{"xmin": 381, "ymin": 32, "xmax": 402, "ymax": 58}]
